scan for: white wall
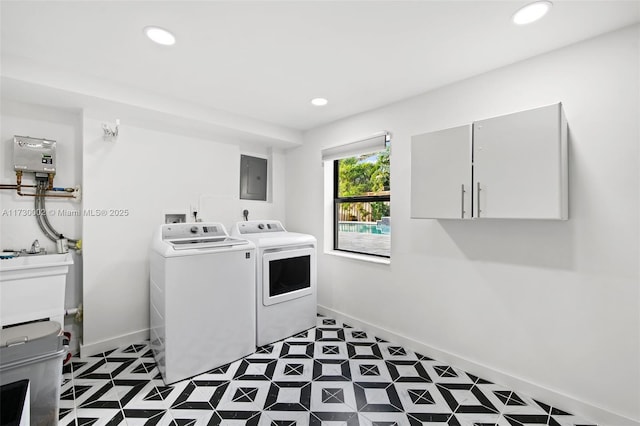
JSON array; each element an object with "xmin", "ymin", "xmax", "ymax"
[
  {"xmin": 0, "ymin": 100, "xmax": 83, "ymax": 351},
  {"xmin": 81, "ymin": 115, "xmax": 285, "ymax": 355},
  {"xmin": 285, "ymin": 25, "xmax": 639, "ymax": 424}
]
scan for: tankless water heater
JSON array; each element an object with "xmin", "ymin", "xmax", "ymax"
[{"xmin": 13, "ymin": 136, "xmax": 56, "ymax": 174}]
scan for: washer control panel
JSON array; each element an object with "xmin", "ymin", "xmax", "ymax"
[
  {"xmin": 234, "ymin": 220, "xmax": 285, "ymax": 234},
  {"xmin": 162, "ymin": 223, "xmax": 227, "ymax": 240}
]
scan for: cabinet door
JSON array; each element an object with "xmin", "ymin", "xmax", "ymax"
[
  {"xmin": 411, "ymin": 125, "xmax": 472, "ymax": 219},
  {"xmin": 473, "ymin": 103, "xmax": 568, "ymax": 219}
]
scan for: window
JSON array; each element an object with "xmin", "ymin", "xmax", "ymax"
[{"xmin": 333, "ymin": 144, "xmax": 390, "ymax": 258}]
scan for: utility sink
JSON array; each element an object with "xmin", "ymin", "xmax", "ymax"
[
  {"xmin": 0, "ymin": 253, "xmax": 73, "ymax": 327},
  {"xmin": 0, "ymin": 253, "xmax": 71, "ymax": 269}
]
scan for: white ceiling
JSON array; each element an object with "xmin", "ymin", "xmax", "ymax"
[{"xmin": 1, "ymin": 1, "xmax": 639, "ymax": 133}]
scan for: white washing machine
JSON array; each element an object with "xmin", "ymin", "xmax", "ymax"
[
  {"xmin": 150, "ymin": 222, "xmax": 256, "ymax": 384},
  {"xmin": 231, "ymin": 220, "xmax": 317, "ymax": 347}
]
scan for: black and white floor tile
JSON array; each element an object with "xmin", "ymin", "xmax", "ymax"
[{"xmin": 59, "ymin": 315, "xmax": 598, "ymax": 426}]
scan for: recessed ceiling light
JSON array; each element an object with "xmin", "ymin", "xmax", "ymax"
[
  {"xmin": 144, "ymin": 26, "xmax": 176, "ymax": 46},
  {"xmin": 311, "ymin": 98, "xmax": 328, "ymax": 106},
  {"xmin": 512, "ymin": 1, "xmax": 552, "ymax": 25}
]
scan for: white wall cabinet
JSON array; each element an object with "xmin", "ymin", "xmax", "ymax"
[
  {"xmin": 411, "ymin": 103, "xmax": 568, "ymax": 220},
  {"xmin": 411, "ymin": 125, "xmax": 472, "ymax": 219}
]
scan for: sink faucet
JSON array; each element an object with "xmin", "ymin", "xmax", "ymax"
[{"xmin": 29, "ymin": 239, "xmax": 40, "ymax": 254}]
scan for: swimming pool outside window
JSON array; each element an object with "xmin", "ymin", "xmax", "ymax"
[{"xmin": 333, "ymin": 144, "xmax": 390, "ymax": 258}]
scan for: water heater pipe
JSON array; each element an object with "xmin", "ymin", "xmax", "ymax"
[
  {"xmin": 34, "ymin": 179, "xmax": 80, "ymax": 246},
  {"xmin": 3, "ymin": 172, "xmax": 77, "ymax": 198},
  {"xmin": 65, "ymin": 305, "xmax": 83, "ymax": 322}
]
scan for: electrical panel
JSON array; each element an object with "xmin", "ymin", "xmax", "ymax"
[
  {"xmin": 13, "ymin": 136, "xmax": 56, "ymax": 174},
  {"xmin": 240, "ymin": 155, "xmax": 267, "ymax": 201}
]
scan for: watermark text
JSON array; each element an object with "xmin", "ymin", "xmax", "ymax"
[{"xmin": 1, "ymin": 208, "xmax": 130, "ymax": 217}]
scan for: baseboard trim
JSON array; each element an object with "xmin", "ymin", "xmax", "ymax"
[
  {"xmin": 80, "ymin": 328, "xmax": 150, "ymax": 358},
  {"xmin": 317, "ymin": 304, "xmax": 639, "ymax": 426}
]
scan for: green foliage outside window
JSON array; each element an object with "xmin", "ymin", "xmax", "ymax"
[{"xmin": 337, "ymin": 146, "xmax": 390, "ymax": 221}]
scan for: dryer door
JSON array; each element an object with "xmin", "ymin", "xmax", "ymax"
[{"xmin": 262, "ymin": 247, "xmax": 316, "ymax": 306}]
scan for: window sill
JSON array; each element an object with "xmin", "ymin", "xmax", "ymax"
[{"xmin": 324, "ymin": 250, "xmax": 391, "ymax": 265}]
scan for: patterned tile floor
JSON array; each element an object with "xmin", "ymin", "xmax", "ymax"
[{"xmin": 59, "ymin": 315, "xmax": 597, "ymax": 425}]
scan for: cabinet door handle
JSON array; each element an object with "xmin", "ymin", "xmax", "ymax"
[
  {"xmin": 461, "ymin": 184, "xmax": 466, "ymax": 219},
  {"xmin": 477, "ymin": 182, "xmax": 481, "ymax": 218}
]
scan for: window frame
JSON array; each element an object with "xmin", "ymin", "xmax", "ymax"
[{"xmin": 332, "ymin": 155, "xmax": 391, "ymax": 259}]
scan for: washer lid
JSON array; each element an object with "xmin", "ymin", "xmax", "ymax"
[{"xmin": 167, "ymin": 236, "xmax": 250, "ymax": 250}]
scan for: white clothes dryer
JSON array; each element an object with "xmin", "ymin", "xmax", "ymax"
[
  {"xmin": 231, "ymin": 220, "xmax": 317, "ymax": 347},
  {"xmin": 150, "ymin": 222, "xmax": 256, "ymax": 384}
]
